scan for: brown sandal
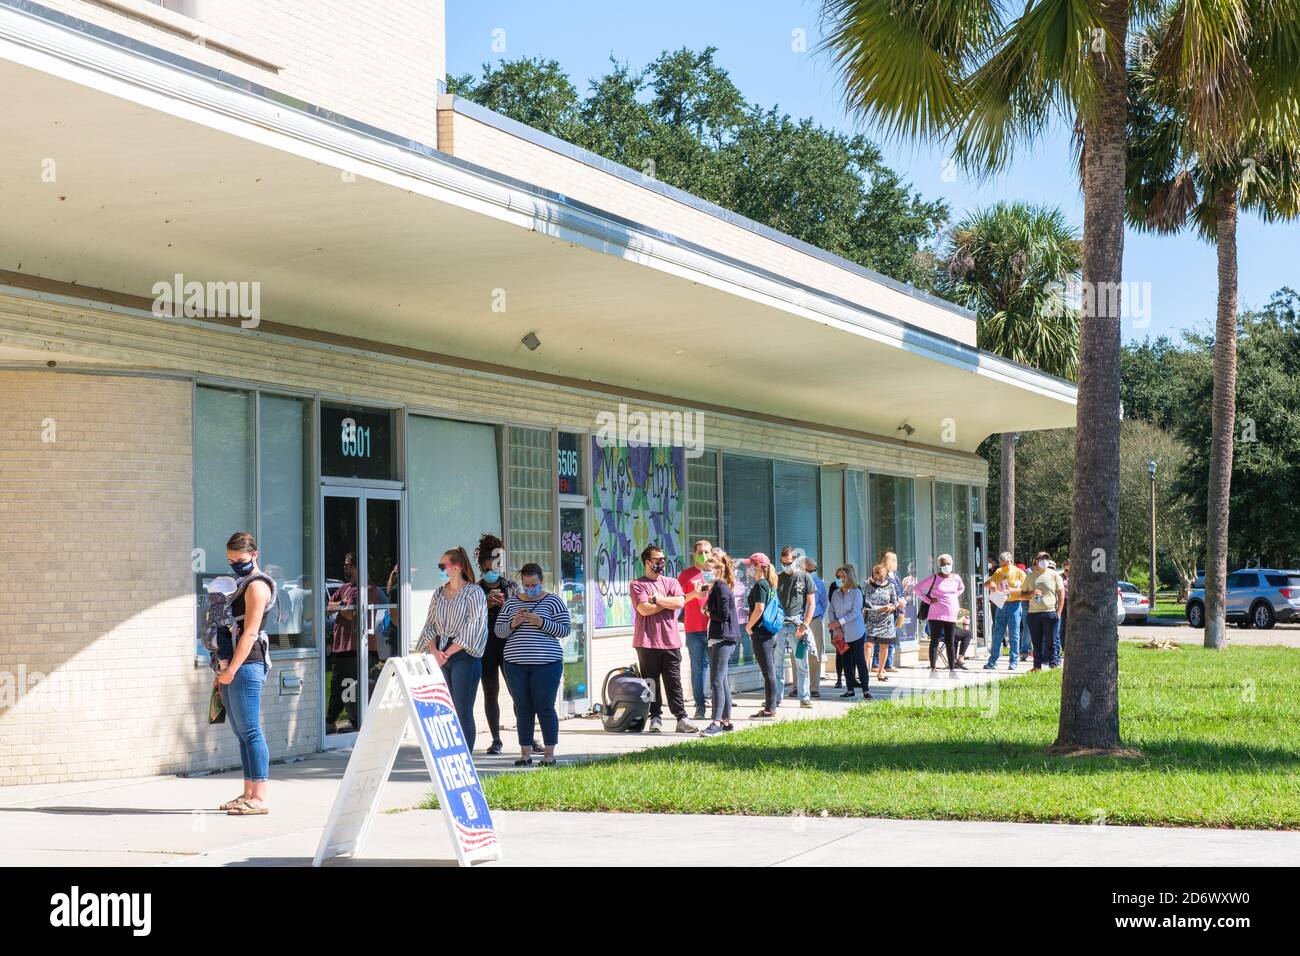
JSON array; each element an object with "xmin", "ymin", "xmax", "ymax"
[
  {"xmin": 226, "ymin": 798, "xmax": 269, "ymax": 815},
  {"xmin": 219, "ymin": 795, "xmax": 248, "ymax": 811}
]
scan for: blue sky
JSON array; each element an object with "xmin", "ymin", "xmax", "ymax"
[{"xmin": 446, "ymin": 0, "xmax": 1298, "ymax": 343}]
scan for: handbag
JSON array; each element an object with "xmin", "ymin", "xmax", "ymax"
[
  {"xmin": 831, "ymin": 633, "xmax": 849, "ymax": 655},
  {"xmin": 917, "ymin": 576, "xmax": 939, "ymax": 621}
]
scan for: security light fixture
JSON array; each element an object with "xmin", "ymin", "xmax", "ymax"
[
  {"xmin": 521, "ymin": 331, "xmax": 541, "ymax": 351},
  {"xmin": 897, "ymin": 423, "xmax": 915, "ymax": 437}
]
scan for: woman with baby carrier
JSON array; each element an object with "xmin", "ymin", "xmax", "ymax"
[{"xmin": 215, "ymin": 531, "xmax": 276, "ymax": 816}]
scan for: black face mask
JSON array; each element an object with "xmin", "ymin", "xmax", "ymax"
[
  {"xmin": 650, "ymin": 560, "xmax": 666, "ymax": 573},
  {"xmin": 229, "ymin": 558, "xmax": 255, "ymax": 577}
]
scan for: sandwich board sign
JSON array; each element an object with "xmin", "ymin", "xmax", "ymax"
[{"xmin": 313, "ymin": 654, "xmax": 501, "ymax": 867}]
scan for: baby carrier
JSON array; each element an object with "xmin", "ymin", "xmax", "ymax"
[{"xmin": 202, "ymin": 572, "xmax": 277, "ymax": 674}]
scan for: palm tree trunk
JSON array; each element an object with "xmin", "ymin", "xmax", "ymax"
[
  {"xmin": 1054, "ymin": 5, "xmax": 1127, "ymax": 753},
  {"xmin": 1204, "ymin": 185, "xmax": 1239, "ymax": 650},
  {"xmin": 1000, "ymin": 432, "xmax": 1016, "ymax": 557}
]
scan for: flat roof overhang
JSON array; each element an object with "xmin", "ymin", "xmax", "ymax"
[{"xmin": 0, "ymin": 5, "xmax": 1076, "ymax": 454}]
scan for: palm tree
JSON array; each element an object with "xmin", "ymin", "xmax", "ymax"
[
  {"xmin": 819, "ymin": 0, "xmax": 1300, "ymax": 751},
  {"xmin": 819, "ymin": 0, "xmax": 1130, "ymax": 752},
  {"xmin": 1123, "ymin": 14, "xmax": 1300, "ymax": 650},
  {"xmin": 938, "ymin": 201, "xmax": 1083, "ymax": 559}
]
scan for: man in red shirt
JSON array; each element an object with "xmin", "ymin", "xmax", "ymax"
[
  {"xmin": 677, "ymin": 538, "xmax": 714, "ymax": 720},
  {"xmin": 630, "ymin": 543, "xmax": 697, "ymax": 734}
]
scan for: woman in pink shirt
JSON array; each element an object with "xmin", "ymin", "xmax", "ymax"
[{"xmin": 916, "ymin": 554, "xmax": 966, "ymax": 677}]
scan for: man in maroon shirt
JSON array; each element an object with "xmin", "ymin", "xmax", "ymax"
[
  {"xmin": 677, "ymin": 538, "xmax": 714, "ymax": 720},
  {"xmin": 630, "ymin": 544, "xmax": 698, "ymax": 734}
]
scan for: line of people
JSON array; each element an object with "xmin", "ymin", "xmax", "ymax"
[
  {"xmin": 414, "ymin": 533, "xmax": 573, "ymax": 766},
  {"xmin": 984, "ymin": 550, "xmax": 1068, "ymax": 670}
]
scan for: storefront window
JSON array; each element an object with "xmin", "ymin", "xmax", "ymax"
[
  {"xmin": 820, "ymin": 469, "xmax": 844, "ymax": 570},
  {"xmin": 409, "ymin": 416, "xmax": 502, "ymax": 629},
  {"xmin": 194, "ymin": 386, "xmax": 313, "ymax": 657},
  {"xmin": 869, "ymin": 474, "xmax": 917, "ymax": 643},
  {"xmin": 721, "ymin": 454, "xmax": 772, "ymax": 559},
  {"xmin": 774, "ymin": 460, "xmax": 819, "ymax": 565},
  {"xmin": 258, "ymin": 395, "xmax": 314, "ymax": 650},
  {"xmin": 508, "ymin": 427, "xmax": 553, "ymax": 580},
  {"xmin": 845, "ymin": 470, "xmax": 867, "ymax": 576},
  {"xmin": 687, "ymin": 450, "xmax": 719, "ymax": 544}
]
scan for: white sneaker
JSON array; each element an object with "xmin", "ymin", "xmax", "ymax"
[{"xmin": 648, "ymin": 717, "xmax": 663, "ymax": 733}]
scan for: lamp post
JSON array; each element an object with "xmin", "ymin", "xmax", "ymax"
[{"xmin": 1147, "ymin": 459, "xmax": 1158, "ymax": 612}]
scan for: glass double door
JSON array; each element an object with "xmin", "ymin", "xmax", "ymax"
[
  {"xmin": 322, "ymin": 488, "xmax": 402, "ymax": 743},
  {"xmin": 558, "ymin": 502, "xmax": 590, "ymax": 712}
]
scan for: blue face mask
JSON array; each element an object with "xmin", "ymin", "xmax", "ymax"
[
  {"xmin": 523, "ymin": 584, "xmax": 544, "ymax": 598},
  {"xmin": 482, "ymin": 569, "xmax": 501, "ymax": 584},
  {"xmin": 229, "ymin": 558, "xmax": 255, "ymax": 577},
  {"xmin": 438, "ymin": 569, "xmax": 451, "ymax": 585},
  {"xmin": 702, "ymin": 570, "xmax": 717, "ymax": 584}
]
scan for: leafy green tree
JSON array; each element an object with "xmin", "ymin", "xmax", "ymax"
[
  {"xmin": 819, "ymin": 0, "xmax": 1300, "ymax": 750},
  {"xmin": 449, "ymin": 51, "xmax": 949, "ymax": 291},
  {"xmin": 819, "ymin": 0, "xmax": 1131, "ymax": 751},
  {"xmin": 937, "ymin": 201, "xmax": 1082, "ymax": 563}
]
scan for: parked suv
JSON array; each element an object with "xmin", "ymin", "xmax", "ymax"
[
  {"xmin": 1185, "ymin": 569, "xmax": 1300, "ymax": 629},
  {"xmin": 1117, "ymin": 581, "xmax": 1150, "ymax": 624}
]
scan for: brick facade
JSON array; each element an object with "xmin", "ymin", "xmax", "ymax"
[{"xmin": 0, "ymin": 370, "xmax": 319, "ymax": 785}]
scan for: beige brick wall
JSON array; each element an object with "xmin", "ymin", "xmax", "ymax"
[
  {"xmin": 37, "ymin": 0, "xmax": 445, "ymax": 146},
  {"xmin": 440, "ymin": 105, "xmax": 976, "ymax": 346},
  {"xmin": 0, "ymin": 370, "xmax": 319, "ymax": 785},
  {"xmin": 0, "ymin": 295, "xmax": 989, "ymax": 486}
]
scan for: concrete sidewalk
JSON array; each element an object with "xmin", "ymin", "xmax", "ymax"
[{"xmin": 2, "ymin": 660, "xmax": 1294, "ymax": 866}]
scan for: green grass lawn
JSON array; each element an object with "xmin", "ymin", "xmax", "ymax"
[
  {"xmin": 459, "ymin": 645, "xmax": 1300, "ymax": 829},
  {"xmin": 1149, "ymin": 597, "xmax": 1187, "ymax": 620}
]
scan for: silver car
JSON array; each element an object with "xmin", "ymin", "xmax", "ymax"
[
  {"xmin": 1185, "ymin": 569, "xmax": 1300, "ymax": 630},
  {"xmin": 1117, "ymin": 581, "xmax": 1150, "ymax": 624}
]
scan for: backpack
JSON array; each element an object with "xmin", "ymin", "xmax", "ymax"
[{"xmin": 760, "ymin": 581, "xmax": 786, "ymax": 635}]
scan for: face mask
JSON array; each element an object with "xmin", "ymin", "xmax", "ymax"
[
  {"xmin": 939, "ymin": 563, "xmax": 953, "ymax": 574},
  {"xmin": 229, "ymin": 558, "xmax": 254, "ymax": 577},
  {"xmin": 481, "ymin": 570, "xmax": 501, "ymax": 584},
  {"xmin": 1036, "ymin": 560, "xmax": 1048, "ymax": 571},
  {"xmin": 694, "ymin": 553, "xmax": 709, "ymax": 568},
  {"xmin": 702, "ymin": 570, "xmax": 717, "ymax": 584},
  {"xmin": 782, "ymin": 562, "xmax": 796, "ymax": 574},
  {"xmin": 524, "ymin": 584, "xmax": 544, "ymax": 598},
  {"xmin": 836, "ymin": 578, "xmax": 846, "ymax": 588},
  {"xmin": 650, "ymin": 559, "xmax": 666, "ymax": 574},
  {"xmin": 438, "ymin": 568, "xmax": 451, "ymax": 585}
]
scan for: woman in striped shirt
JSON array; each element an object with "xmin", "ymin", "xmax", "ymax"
[
  {"xmin": 494, "ymin": 562, "xmax": 571, "ymax": 767},
  {"xmin": 416, "ymin": 546, "xmax": 488, "ymax": 752}
]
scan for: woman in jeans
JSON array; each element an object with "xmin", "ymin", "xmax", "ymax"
[
  {"xmin": 1017, "ymin": 551, "xmax": 1065, "ymax": 670},
  {"xmin": 916, "ymin": 553, "xmax": 966, "ymax": 677},
  {"xmin": 828, "ymin": 564, "xmax": 869, "ymax": 698},
  {"xmin": 216, "ymin": 531, "xmax": 275, "ymax": 816},
  {"xmin": 416, "ymin": 546, "xmax": 488, "ymax": 751},
  {"xmin": 495, "ymin": 563, "xmax": 571, "ymax": 766},
  {"xmin": 700, "ymin": 552, "xmax": 740, "ymax": 736},
  {"xmin": 743, "ymin": 553, "xmax": 781, "ymax": 718}
]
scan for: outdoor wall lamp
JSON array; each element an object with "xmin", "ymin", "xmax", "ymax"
[
  {"xmin": 897, "ymin": 423, "xmax": 915, "ymax": 437},
  {"xmin": 521, "ymin": 331, "xmax": 541, "ymax": 351}
]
